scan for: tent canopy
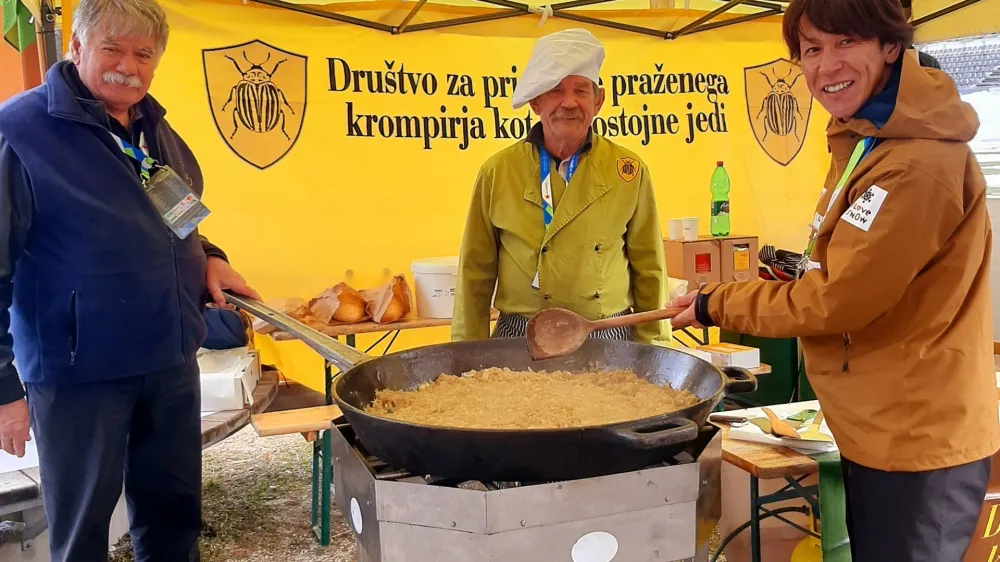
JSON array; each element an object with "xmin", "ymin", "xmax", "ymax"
[
  {"xmin": 48, "ymin": 0, "xmax": 1000, "ymax": 84},
  {"xmin": 234, "ymin": 0, "xmax": 781, "ymax": 39},
  {"xmin": 910, "ymin": 0, "xmax": 1000, "ymax": 43}
]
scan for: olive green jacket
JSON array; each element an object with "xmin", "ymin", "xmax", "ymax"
[{"xmin": 451, "ymin": 133, "xmax": 667, "ymax": 344}]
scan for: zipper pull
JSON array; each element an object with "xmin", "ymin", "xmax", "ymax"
[{"xmin": 842, "ymin": 334, "xmax": 851, "ymax": 372}]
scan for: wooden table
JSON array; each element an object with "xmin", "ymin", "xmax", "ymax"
[
  {"xmin": 720, "ymin": 424, "xmax": 817, "ymax": 479},
  {"xmin": 269, "ymin": 312, "xmax": 498, "ymax": 341},
  {"xmin": 717, "ymin": 423, "xmax": 823, "ymax": 562},
  {"xmin": 201, "ymin": 366, "xmax": 280, "ymax": 449}
]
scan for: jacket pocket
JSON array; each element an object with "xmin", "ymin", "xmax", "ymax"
[{"xmin": 69, "ymin": 290, "xmax": 78, "ymax": 366}]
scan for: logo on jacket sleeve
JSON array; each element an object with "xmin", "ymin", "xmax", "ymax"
[
  {"xmin": 616, "ymin": 157, "xmax": 639, "ymax": 183},
  {"xmin": 841, "ymin": 185, "xmax": 888, "ymax": 232},
  {"xmin": 202, "ymin": 39, "xmax": 308, "ymax": 170},
  {"xmin": 744, "ymin": 59, "xmax": 813, "ymax": 166}
]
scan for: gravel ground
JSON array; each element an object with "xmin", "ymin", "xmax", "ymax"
[
  {"xmin": 711, "ymin": 527, "xmax": 727, "ymax": 561},
  {"xmin": 109, "ymin": 426, "xmax": 356, "ymax": 562},
  {"xmin": 107, "ymin": 425, "xmax": 729, "ymax": 562}
]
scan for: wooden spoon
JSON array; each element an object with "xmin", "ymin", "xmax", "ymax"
[
  {"xmin": 525, "ymin": 306, "xmax": 688, "ymax": 360},
  {"xmin": 762, "ymin": 407, "xmax": 801, "ymax": 440},
  {"xmin": 798, "ymin": 410, "xmax": 832, "ymax": 442}
]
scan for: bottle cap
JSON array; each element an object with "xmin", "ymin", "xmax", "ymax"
[{"xmin": 717, "ymin": 161, "xmax": 724, "ymax": 166}]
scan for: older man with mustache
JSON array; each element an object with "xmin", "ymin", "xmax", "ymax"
[
  {"xmin": 452, "ymin": 29, "xmax": 667, "ymax": 344},
  {"xmin": 0, "ymin": 0, "xmax": 259, "ymax": 559}
]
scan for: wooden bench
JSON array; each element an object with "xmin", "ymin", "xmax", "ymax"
[
  {"xmin": 0, "ymin": 469, "xmax": 45, "ymax": 550},
  {"xmin": 251, "ymin": 404, "xmax": 343, "ymax": 442}
]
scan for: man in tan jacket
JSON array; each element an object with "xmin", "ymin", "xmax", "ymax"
[
  {"xmin": 671, "ymin": 0, "xmax": 1000, "ymax": 560},
  {"xmin": 453, "ymin": 29, "xmax": 666, "ymax": 344}
]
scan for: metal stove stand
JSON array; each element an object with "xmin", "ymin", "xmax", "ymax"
[{"xmin": 331, "ymin": 423, "xmax": 722, "ymax": 562}]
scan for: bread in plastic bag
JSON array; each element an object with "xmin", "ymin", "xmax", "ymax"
[
  {"xmin": 309, "ymin": 283, "xmax": 369, "ymax": 324},
  {"xmin": 364, "ymin": 275, "xmax": 413, "ymax": 324},
  {"xmin": 253, "ymin": 297, "xmax": 309, "ymax": 334}
]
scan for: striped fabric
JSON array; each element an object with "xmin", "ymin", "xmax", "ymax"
[{"xmin": 491, "ymin": 309, "xmax": 635, "ymax": 341}]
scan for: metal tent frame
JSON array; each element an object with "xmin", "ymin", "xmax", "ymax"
[
  {"xmin": 247, "ymin": 0, "xmax": 787, "ymax": 36},
  {"xmin": 33, "ymin": 0, "xmax": 990, "ymax": 69},
  {"xmin": 241, "ymin": 0, "xmax": 986, "ymax": 38},
  {"xmin": 903, "ymin": 0, "xmax": 986, "ymax": 27}
]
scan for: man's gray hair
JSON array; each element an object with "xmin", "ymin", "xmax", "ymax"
[{"xmin": 72, "ymin": 0, "xmax": 169, "ymax": 56}]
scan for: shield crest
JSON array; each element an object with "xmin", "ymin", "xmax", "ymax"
[
  {"xmin": 744, "ymin": 59, "xmax": 813, "ymax": 166},
  {"xmin": 202, "ymin": 40, "xmax": 307, "ymax": 170},
  {"xmin": 616, "ymin": 157, "xmax": 639, "ymax": 183}
]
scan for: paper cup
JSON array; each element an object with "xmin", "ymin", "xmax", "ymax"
[
  {"xmin": 668, "ymin": 219, "xmax": 684, "ymax": 240},
  {"xmin": 682, "ymin": 218, "xmax": 699, "ymax": 241}
]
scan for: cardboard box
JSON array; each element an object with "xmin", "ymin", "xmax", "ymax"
[
  {"xmin": 697, "ymin": 342, "xmax": 761, "ymax": 369},
  {"xmin": 663, "ymin": 239, "xmax": 721, "ymax": 288},
  {"xmin": 198, "ymin": 347, "xmax": 261, "ymax": 411},
  {"xmin": 673, "ymin": 345, "xmax": 713, "ymax": 363},
  {"xmin": 718, "ymin": 235, "xmax": 759, "ymax": 283}
]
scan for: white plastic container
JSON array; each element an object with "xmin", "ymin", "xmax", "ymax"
[
  {"xmin": 667, "ymin": 218, "xmax": 684, "ymax": 240},
  {"xmin": 682, "ymin": 217, "xmax": 699, "ymax": 240},
  {"xmin": 411, "ymin": 257, "xmax": 460, "ymax": 319}
]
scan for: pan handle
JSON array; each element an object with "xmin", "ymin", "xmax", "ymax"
[
  {"xmin": 224, "ymin": 292, "xmax": 371, "ymax": 372},
  {"xmin": 604, "ymin": 417, "xmax": 699, "ymax": 450},
  {"xmin": 722, "ymin": 366, "xmax": 758, "ymax": 395}
]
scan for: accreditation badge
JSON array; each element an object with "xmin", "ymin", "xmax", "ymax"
[{"xmin": 144, "ymin": 165, "xmax": 211, "ymax": 239}]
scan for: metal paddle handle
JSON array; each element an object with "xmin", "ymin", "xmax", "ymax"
[{"xmin": 224, "ymin": 292, "xmax": 370, "ymax": 372}]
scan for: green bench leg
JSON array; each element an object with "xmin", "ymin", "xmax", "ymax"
[
  {"xmin": 313, "ymin": 336, "xmax": 354, "ymax": 546},
  {"xmin": 311, "ymin": 438, "xmax": 319, "ymax": 532},
  {"xmin": 320, "ymin": 429, "xmax": 332, "ymax": 545}
]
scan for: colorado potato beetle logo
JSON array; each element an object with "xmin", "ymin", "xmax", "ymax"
[
  {"xmin": 616, "ymin": 157, "xmax": 639, "ymax": 183},
  {"xmin": 745, "ymin": 59, "xmax": 813, "ymax": 166},
  {"xmin": 203, "ymin": 39, "xmax": 308, "ymax": 170}
]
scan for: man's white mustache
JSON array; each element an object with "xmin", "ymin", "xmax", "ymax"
[{"xmin": 103, "ymin": 71, "xmax": 142, "ymax": 89}]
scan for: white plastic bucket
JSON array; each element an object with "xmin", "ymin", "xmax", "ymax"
[{"xmin": 411, "ymin": 257, "xmax": 460, "ymax": 319}]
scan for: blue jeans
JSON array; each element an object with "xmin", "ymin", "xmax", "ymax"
[{"xmin": 26, "ymin": 361, "xmax": 202, "ymax": 562}]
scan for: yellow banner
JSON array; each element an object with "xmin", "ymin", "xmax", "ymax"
[{"xmin": 151, "ymin": 0, "xmax": 829, "ymax": 390}]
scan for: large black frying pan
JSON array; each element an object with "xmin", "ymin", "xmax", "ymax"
[{"xmin": 227, "ymin": 294, "xmax": 757, "ymax": 482}]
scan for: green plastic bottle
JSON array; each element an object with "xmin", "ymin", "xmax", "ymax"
[{"xmin": 710, "ymin": 161, "xmax": 731, "ymax": 236}]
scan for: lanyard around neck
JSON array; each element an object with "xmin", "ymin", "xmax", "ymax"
[
  {"xmin": 539, "ymin": 146, "xmax": 579, "ymax": 230},
  {"xmin": 824, "ymin": 137, "xmax": 876, "ymax": 216},
  {"xmin": 110, "ymin": 130, "xmax": 156, "ymax": 183},
  {"xmin": 801, "ymin": 136, "xmax": 878, "ymax": 268}
]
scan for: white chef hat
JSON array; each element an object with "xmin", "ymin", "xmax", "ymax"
[{"xmin": 511, "ymin": 28, "xmax": 605, "ymax": 109}]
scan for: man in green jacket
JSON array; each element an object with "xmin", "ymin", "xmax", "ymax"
[{"xmin": 452, "ymin": 28, "xmax": 667, "ymax": 344}]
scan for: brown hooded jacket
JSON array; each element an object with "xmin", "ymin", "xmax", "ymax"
[{"xmin": 699, "ymin": 52, "xmax": 1000, "ymax": 472}]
